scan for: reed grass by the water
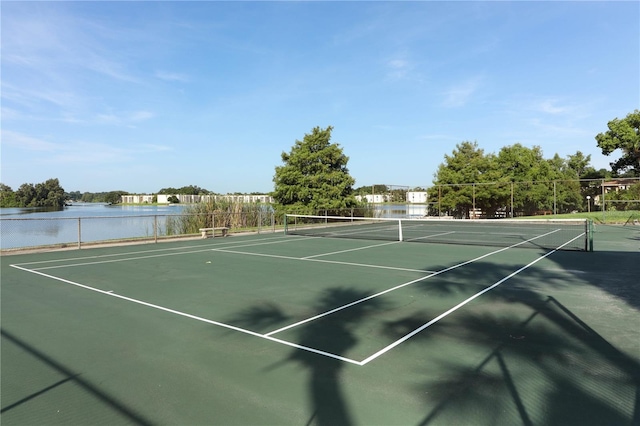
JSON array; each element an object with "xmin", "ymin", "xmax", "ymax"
[{"xmin": 164, "ymin": 201, "xmax": 378, "ymax": 236}]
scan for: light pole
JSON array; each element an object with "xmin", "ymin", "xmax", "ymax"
[{"xmin": 586, "ymin": 195, "xmax": 591, "ymax": 213}]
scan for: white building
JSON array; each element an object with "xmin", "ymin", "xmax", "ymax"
[
  {"xmin": 356, "ymin": 194, "xmax": 390, "ymax": 203},
  {"xmin": 121, "ymin": 194, "xmax": 155, "ymax": 204},
  {"xmin": 126, "ymin": 194, "xmax": 274, "ymax": 204},
  {"xmin": 406, "ymin": 191, "xmax": 428, "ymax": 204}
]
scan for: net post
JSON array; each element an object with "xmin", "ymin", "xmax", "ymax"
[
  {"xmin": 588, "ymin": 219, "xmax": 594, "ymax": 252},
  {"xmin": 398, "ymin": 219, "xmax": 403, "ymax": 242},
  {"xmin": 283, "ymin": 214, "xmax": 288, "ymax": 235}
]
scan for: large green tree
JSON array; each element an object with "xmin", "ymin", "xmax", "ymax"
[
  {"xmin": 596, "ymin": 110, "xmax": 640, "ymax": 176},
  {"xmin": 428, "ymin": 141, "xmax": 505, "ymax": 218},
  {"xmin": 272, "ymin": 126, "xmax": 359, "ymax": 215},
  {"xmin": 13, "ymin": 178, "xmax": 66, "ymax": 208}
]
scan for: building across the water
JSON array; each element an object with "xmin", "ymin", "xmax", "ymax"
[{"xmin": 121, "ymin": 194, "xmax": 273, "ymax": 204}]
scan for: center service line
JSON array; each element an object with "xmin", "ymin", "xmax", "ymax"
[
  {"xmin": 264, "ymin": 229, "xmax": 563, "ymax": 337},
  {"xmin": 359, "ymin": 233, "xmax": 585, "ymax": 365}
]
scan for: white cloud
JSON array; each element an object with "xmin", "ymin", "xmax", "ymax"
[
  {"xmin": 130, "ymin": 110, "xmax": 154, "ymax": 122},
  {"xmin": 442, "ymin": 77, "xmax": 483, "ymax": 108},
  {"xmin": 1, "ymin": 130, "xmax": 59, "ymax": 151},
  {"xmin": 2, "ymin": 130, "xmax": 171, "ymax": 164},
  {"xmin": 155, "ymin": 71, "xmax": 189, "ymax": 82},
  {"xmin": 386, "ymin": 57, "xmax": 413, "ymax": 80},
  {"xmin": 537, "ymin": 99, "xmax": 569, "ymax": 114},
  {"xmin": 138, "ymin": 143, "xmax": 173, "ymax": 152},
  {"xmin": 95, "ymin": 110, "xmax": 154, "ymax": 125}
]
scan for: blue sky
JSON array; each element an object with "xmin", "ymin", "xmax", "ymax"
[{"xmin": 2, "ymin": 1, "xmax": 638, "ymax": 194}]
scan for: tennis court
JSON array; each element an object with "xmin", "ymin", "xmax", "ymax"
[{"xmin": 2, "ymin": 220, "xmax": 639, "ymax": 425}]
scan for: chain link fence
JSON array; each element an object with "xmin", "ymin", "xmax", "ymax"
[
  {"xmin": 0, "ymin": 211, "xmax": 279, "ymax": 252},
  {"xmin": 427, "ymin": 178, "xmax": 640, "ymax": 219},
  {"xmin": 3, "ymin": 178, "xmax": 638, "ymax": 252}
]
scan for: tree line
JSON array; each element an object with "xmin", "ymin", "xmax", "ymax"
[
  {"xmin": 425, "ymin": 109, "xmax": 639, "ymax": 217},
  {"xmin": 0, "ymin": 182, "xmax": 262, "ymax": 208},
  {"xmin": 0, "ymin": 182, "xmax": 130, "ymax": 208},
  {"xmin": 428, "ymin": 142, "xmax": 611, "ymax": 218},
  {"xmin": 270, "ymin": 111, "xmax": 638, "ymax": 217}
]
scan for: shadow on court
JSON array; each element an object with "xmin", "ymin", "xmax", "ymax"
[
  {"xmin": 3, "ymin": 225, "xmax": 638, "ymax": 425},
  {"xmin": 0, "ymin": 329, "xmax": 153, "ymax": 425},
  {"xmin": 230, "ymin": 287, "xmax": 387, "ymax": 426},
  {"xmin": 225, "ymin": 246, "xmax": 640, "ymax": 424},
  {"xmin": 390, "ymin": 246, "xmax": 640, "ymax": 426}
]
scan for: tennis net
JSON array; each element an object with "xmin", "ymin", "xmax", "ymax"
[{"xmin": 284, "ymin": 214, "xmax": 593, "ymax": 251}]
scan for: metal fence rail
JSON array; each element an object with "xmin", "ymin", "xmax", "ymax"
[{"xmin": 0, "ymin": 212, "xmax": 279, "ymax": 252}]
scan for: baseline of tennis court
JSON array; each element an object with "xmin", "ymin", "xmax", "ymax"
[{"xmin": 2, "ymin": 226, "xmax": 639, "ymax": 425}]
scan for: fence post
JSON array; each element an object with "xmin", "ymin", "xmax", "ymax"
[
  {"xmin": 154, "ymin": 215, "xmax": 158, "ymax": 243},
  {"xmin": 472, "ymin": 184, "xmax": 476, "ymax": 218},
  {"xmin": 601, "ymin": 178, "xmax": 606, "ymax": 223},
  {"xmin": 78, "ymin": 217, "xmax": 82, "ymax": 249},
  {"xmin": 510, "ymin": 183, "xmax": 514, "ymax": 218},
  {"xmin": 258, "ymin": 210, "xmax": 261, "ymax": 234},
  {"xmin": 553, "ymin": 181, "xmax": 557, "ymax": 215}
]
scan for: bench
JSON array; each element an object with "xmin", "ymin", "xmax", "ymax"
[{"xmin": 199, "ymin": 227, "xmax": 229, "ymax": 238}]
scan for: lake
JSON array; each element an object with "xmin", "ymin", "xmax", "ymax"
[
  {"xmin": 0, "ymin": 203, "xmax": 190, "ymax": 250},
  {"xmin": 0, "ymin": 203, "xmax": 427, "ymax": 250}
]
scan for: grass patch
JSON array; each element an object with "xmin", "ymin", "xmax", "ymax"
[{"xmin": 519, "ymin": 210, "xmax": 640, "ymax": 224}]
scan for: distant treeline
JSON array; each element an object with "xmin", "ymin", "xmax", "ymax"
[
  {"xmin": 0, "ymin": 180, "xmax": 271, "ymax": 209},
  {"xmin": 66, "ymin": 191, "xmax": 130, "ymax": 204},
  {"xmin": 0, "ymin": 179, "xmax": 130, "ymax": 208}
]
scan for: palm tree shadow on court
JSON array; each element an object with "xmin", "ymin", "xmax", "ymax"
[
  {"xmin": 229, "ymin": 287, "xmax": 387, "ymax": 426},
  {"xmin": 384, "ymin": 253, "xmax": 640, "ymax": 425}
]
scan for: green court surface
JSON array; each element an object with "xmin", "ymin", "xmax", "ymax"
[{"xmin": 2, "ymin": 225, "xmax": 639, "ymax": 425}]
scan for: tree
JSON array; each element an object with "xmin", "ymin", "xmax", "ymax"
[
  {"xmin": 596, "ymin": 110, "xmax": 640, "ymax": 176},
  {"xmin": 158, "ymin": 185, "xmax": 210, "ymax": 195},
  {"xmin": 565, "ymin": 151, "xmax": 592, "ymax": 179},
  {"xmin": 272, "ymin": 126, "xmax": 359, "ymax": 215},
  {"xmin": 607, "ymin": 182, "xmax": 640, "ymax": 211},
  {"xmin": 0, "ymin": 183, "xmax": 18, "ymax": 207},
  {"xmin": 429, "ymin": 141, "xmax": 504, "ymax": 218},
  {"xmin": 496, "ymin": 144, "xmax": 560, "ymax": 216},
  {"xmin": 15, "ymin": 183, "xmax": 36, "ymax": 207},
  {"xmin": 104, "ymin": 191, "xmax": 127, "ymax": 204},
  {"xmin": 11, "ymin": 179, "xmax": 66, "ymax": 208}
]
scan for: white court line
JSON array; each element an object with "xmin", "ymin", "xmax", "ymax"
[
  {"xmin": 9, "ymin": 264, "xmax": 363, "ymax": 366},
  {"xmin": 320, "ymin": 224, "xmax": 400, "ymax": 238},
  {"xmin": 12, "ymin": 235, "xmax": 295, "ymax": 267},
  {"xmin": 264, "ymin": 228, "xmax": 565, "ymax": 337},
  {"xmin": 211, "ymin": 248, "xmax": 434, "ymax": 274},
  {"xmin": 302, "ymin": 240, "xmax": 399, "ymax": 259},
  {"xmin": 10, "ymin": 228, "xmax": 582, "ymax": 366},
  {"xmin": 405, "ymin": 231, "xmax": 456, "ymax": 242},
  {"xmin": 31, "ymin": 248, "xmax": 219, "ymax": 271},
  {"xmin": 359, "ymin": 232, "xmax": 586, "ymax": 365},
  {"xmin": 25, "ymin": 237, "xmax": 306, "ymax": 271}
]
